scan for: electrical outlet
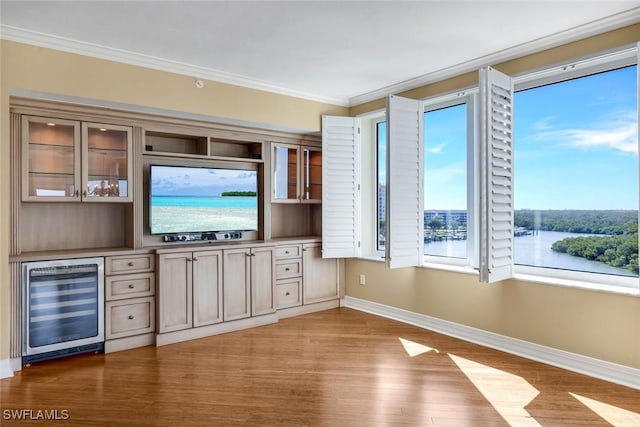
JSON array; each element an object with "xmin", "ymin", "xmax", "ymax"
[{"xmin": 359, "ymin": 274, "xmax": 366, "ymax": 285}]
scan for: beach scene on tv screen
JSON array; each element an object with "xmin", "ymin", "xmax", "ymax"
[{"xmin": 151, "ymin": 166, "xmax": 258, "ymax": 234}]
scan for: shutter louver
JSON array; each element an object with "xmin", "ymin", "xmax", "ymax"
[
  {"xmin": 479, "ymin": 66, "xmax": 514, "ymax": 283},
  {"xmin": 322, "ymin": 115, "xmax": 360, "ymax": 258},
  {"xmin": 386, "ymin": 95, "xmax": 424, "ymax": 268}
]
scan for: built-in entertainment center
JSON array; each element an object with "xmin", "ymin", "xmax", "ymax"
[{"xmin": 8, "ymin": 97, "xmax": 342, "ymax": 364}]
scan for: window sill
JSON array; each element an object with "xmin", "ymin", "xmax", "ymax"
[
  {"xmin": 513, "ymin": 271, "xmax": 640, "ymax": 297},
  {"xmin": 357, "ymin": 255, "xmax": 386, "ymax": 263},
  {"xmin": 421, "ymin": 261, "xmax": 478, "ymax": 276}
]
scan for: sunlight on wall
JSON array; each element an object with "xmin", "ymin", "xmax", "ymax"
[
  {"xmin": 449, "ymin": 354, "xmax": 541, "ymax": 426},
  {"xmin": 570, "ymin": 392, "xmax": 640, "ymax": 426},
  {"xmin": 398, "ymin": 338, "xmax": 439, "ymax": 357}
]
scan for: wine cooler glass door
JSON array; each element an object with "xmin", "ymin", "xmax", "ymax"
[{"xmin": 23, "ymin": 257, "xmax": 104, "ymax": 359}]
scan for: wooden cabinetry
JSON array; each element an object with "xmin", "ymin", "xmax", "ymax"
[
  {"xmin": 144, "ymin": 130, "xmax": 263, "ymax": 162},
  {"xmin": 272, "ymin": 144, "xmax": 321, "ymax": 203},
  {"xmin": 223, "ymin": 246, "xmax": 276, "ymax": 320},
  {"xmin": 157, "ymin": 249, "xmax": 223, "ymax": 333},
  {"xmin": 104, "ymin": 253, "xmax": 155, "ymax": 352},
  {"xmin": 302, "ymin": 242, "xmax": 339, "ymax": 304},
  {"xmin": 275, "ymin": 244, "xmax": 303, "ymax": 309},
  {"xmin": 22, "ymin": 116, "xmax": 132, "ymax": 202}
]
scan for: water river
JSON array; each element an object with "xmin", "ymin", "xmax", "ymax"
[{"xmin": 425, "ymin": 230, "xmax": 637, "ymax": 277}]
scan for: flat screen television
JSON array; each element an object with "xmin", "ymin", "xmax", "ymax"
[{"xmin": 149, "ymin": 164, "xmax": 258, "ymax": 235}]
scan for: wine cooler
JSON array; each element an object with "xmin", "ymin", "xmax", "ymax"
[{"xmin": 22, "ymin": 257, "xmax": 104, "ymax": 364}]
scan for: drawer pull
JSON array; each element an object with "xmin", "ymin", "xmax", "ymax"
[
  {"xmin": 285, "ymin": 292, "xmax": 290, "ymax": 296},
  {"xmin": 127, "ymin": 262, "xmax": 134, "ymax": 267},
  {"xmin": 285, "ymin": 267, "xmax": 290, "ymax": 271},
  {"xmin": 128, "ymin": 315, "xmax": 135, "ymax": 320},
  {"xmin": 285, "ymin": 251, "xmax": 289, "ymax": 254},
  {"xmin": 128, "ymin": 284, "xmax": 135, "ymax": 289}
]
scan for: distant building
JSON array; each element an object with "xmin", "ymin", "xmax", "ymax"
[
  {"xmin": 424, "ymin": 210, "xmax": 467, "ymax": 228},
  {"xmin": 378, "ymin": 185, "xmax": 386, "ymax": 219}
]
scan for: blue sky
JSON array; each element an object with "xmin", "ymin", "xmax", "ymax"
[
  {"xmin": 151, "ymin": 165, "xmax": 257, "ymax": 196},
  {"xmin": 380, "ymin": 65, "xmax": 638, "ymax": 211},
  {"xmin": 514, "ymin": 65, "xmax": 637, "ymax": 210}
]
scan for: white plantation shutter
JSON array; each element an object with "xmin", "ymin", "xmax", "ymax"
[
  {"xmin": 386, "ymin": 95, "xmax": 424, "ymax": 268},
  {"xmin": 322, "ymin": 115, "xmax": 361, "ymax": 258},
  {"xmin": 479, "ymin": 66, "xmax": 514, "ymax": 283}
]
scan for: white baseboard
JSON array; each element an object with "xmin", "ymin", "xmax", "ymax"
[
  {"xmin": 344, "ymin": 296, "xmax": 640, "ymax": 390},
  {"xmin": 0, "ymin": 358, "xmax": 15, "ymax": 379}
]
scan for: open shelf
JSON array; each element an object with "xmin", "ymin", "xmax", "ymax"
[{"xmin": 144, "ymin": 131, "xmax": 263, "ymax": 163}]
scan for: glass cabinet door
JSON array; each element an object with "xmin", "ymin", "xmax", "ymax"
[
  {"xmin": 272, "ymin": 144, "xmax": 300, "ymax": 202},
  {"xmin": 303, "ymin": 148, "xmax": 322, "ymax": 203},
  {"xmin": 22, "ymin": 116, "xmax": 81, "ymax": 201},
  {"xmin": 82, "ymin": 123, "xmax": 132, "ymax": 202}
]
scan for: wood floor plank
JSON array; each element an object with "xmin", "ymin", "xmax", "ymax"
[{"xmin": 1, "ymin": 308, "xmax": 639, "ymax": 426}]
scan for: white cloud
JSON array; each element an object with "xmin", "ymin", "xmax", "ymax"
[
  {"xmin": 534, "ymin": 111, "xmax": 637, "ymax": 155},
  {"xmin": 426, "ymin": 142, "xmax": 447, "ymax": 154},
  {"xmin": 531, "ymin": 116, "xmax": 556, "ymax": 131}
]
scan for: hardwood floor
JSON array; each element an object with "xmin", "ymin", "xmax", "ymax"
[{"xmin": 2, "ymin": 307, "xmax": 639, "ymax": 426}]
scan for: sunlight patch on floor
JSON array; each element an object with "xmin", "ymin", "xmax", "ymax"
[
  {"xmin": 398, "ymin": 338, "xmax": 439, "ymax": 357},
  {"xmin": 570, "ymin": 392, "xmax": 640, "ymax": 426},
  {"xmin": 449, "ymin": 354, "xmax": 541, "ymax": 426}
]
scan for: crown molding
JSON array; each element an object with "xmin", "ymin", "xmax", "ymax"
[
  {"xmin": 349, "ymin": 8, "xmax": 640, "ymax": 107},
  {"xmin": 0, "ymin": 25, "xmax": 350, "ymax": 107}
]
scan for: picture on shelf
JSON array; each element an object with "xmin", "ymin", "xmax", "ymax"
[{"xmin": 150, "ymin": 165, "xmax": 258, "ymax": 234}]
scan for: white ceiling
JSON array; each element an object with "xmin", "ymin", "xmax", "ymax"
[{"xmin": 1, "ymin": 1, "xmax": 639, "ymax": 106}]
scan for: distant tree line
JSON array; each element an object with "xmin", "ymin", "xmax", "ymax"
[
  {"xmin": 552, "ymin": 234, "xmax": 638, "ymax": 274},
  {"xmin": 515, "ymin": 210, "xmax": 639, "ymax": 273},
  {"xmin": 221, "ymin": 191, "xmax": 257, "ymax": 197},
  {"xmin": 514, "ymin": 209, "xmax": 637, "ymax": 235}
]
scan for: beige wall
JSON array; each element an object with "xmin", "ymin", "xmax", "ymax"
[
  {"xmin": 0, "ymin": 40, "xmax": 348, "ymax": 361},
  {"xmin": 347, "ymin": 24, "xmax": 640, "ymax": 369}
]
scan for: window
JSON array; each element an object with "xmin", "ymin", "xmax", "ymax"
[
  {"xmin": 375, "ymin": 95, "xmax": 475, "ymax": 265},
  {"xmin": 376, "ymin": 120, "xmax": 387, "ymax": 252},
  {"xmin": 334, "ymin": 46, "xmax": 639, "ymax": 292},
  {"xmin": 424, "ymin": 101, "xmax": 470, "ymax": 261},
  {"xmin": 513, "ymin": 64, "xmax": 638, "ymax": 287}
]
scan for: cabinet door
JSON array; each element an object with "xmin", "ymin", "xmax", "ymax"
[
  {"xmin": 251, "ymin": 246, "xmax": 276, "ymax": 316},
  {"xmin": 223, "ymin": 248, "xmax": 251, "ymax": 321},
  {"xmin": 302, "ymin": 243, "xmax": 339, "ymax": 304},
  {"xmin": 272, "ymin": 144, "xmax": 300, "ymax": 203},
  {"xmin": 192, "ymin": 250, "xmax": 223, "ymax": 327},
  {"xmin": 22, "ymin": 116, "xmax": 81, "ymax": 202},
  {"xmin": 82, "ymin": 122, "xmax": 133, "ymax": 202},
  {"xmin": 157, "ymin": 253, "xmax": 193, "ymax": 333},
  {"xmin": 302, "ymin": 147, "xmax": 322, "ymax": 203}
]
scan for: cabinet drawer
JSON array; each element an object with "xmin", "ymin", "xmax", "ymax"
[
  {"xmin": 276, "ymin": 259, "xmax": 302, "ymax": 279},
  {"xmin": 106, "ymin": 272, "xmax": 155, "ymax": 301},
  {"xmin": 275, "ymin": 245, "xmax": 302, "ymax": 259},
  {"xmin": 106, "ymin": 254, "xmax": 154, "ymax": 275},
  {"xmin": 276, "ymin": 278, "xmax": 302, "ymax": 309},
  {"xmin": 106, "ymin": 297, "xmax": 155, "ymax": 339}
]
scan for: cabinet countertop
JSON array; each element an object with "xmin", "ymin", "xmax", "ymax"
[{"xmin": 12, "ymin": 236, "xmax": 322, "ymax": 262}]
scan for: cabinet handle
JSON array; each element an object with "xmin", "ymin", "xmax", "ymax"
[
  {"xmin": 128, "ymin": 284, "xmax": 135, "ymax": 289},
  {"xmin": 285, "ymin": 267, "xmax": 290, "ymax": 271},
  {"xmin": 127, "ymin": 262, "xmax": 134, "ymax": 267},
  {"xmin": 193, "ymin": 257, "xmax": 198, "ymax": 261},
  {"xmin": 187, "ymin": 258, "xmax": 192, "ymax": 262},
  {"xmin": 74, "ymin": 189, "xmax": 79, "ymax": 197},
  {"xmin": 302, "ymin": 248, "xmax": 307, "ymax": 252},
  {"xmin": 83, "ymin": 190, "xmax": 87, "ymax": 198},
  {"xmin": 128, "ymin": 315, "xmax": 134, "ymax": 320},
  {"xmin": 285, "ymin": 292, "xmax": 290, "ymax": 296},
  {"xmin": 285, "ymin": 251, "xmax": 289, "ymax": 254}
]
